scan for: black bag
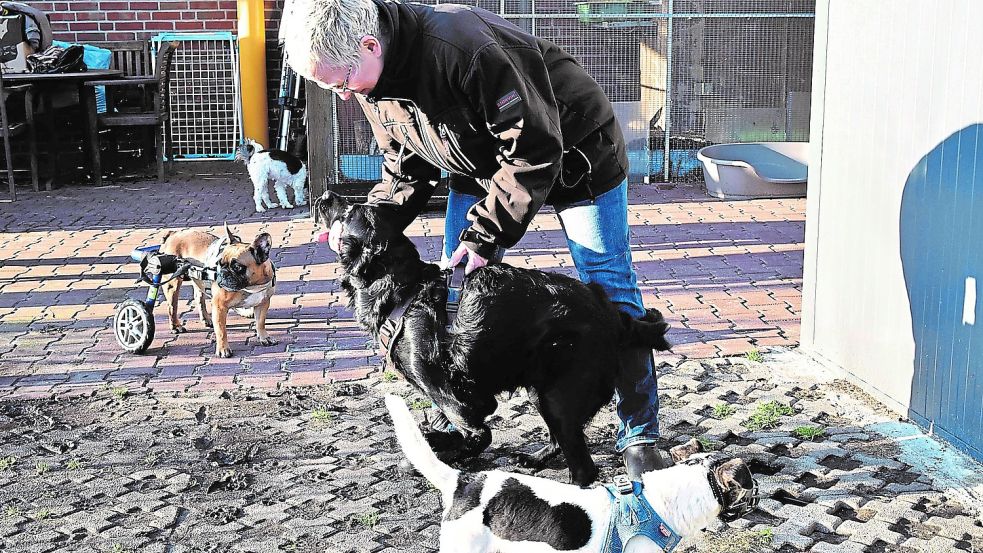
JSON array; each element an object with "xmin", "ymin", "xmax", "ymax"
[{"xmin": 27, "ymin": 44, "xmax": 86, "ymax": 74}]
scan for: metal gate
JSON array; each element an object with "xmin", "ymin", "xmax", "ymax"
[
  {"xmin": 329, "ymin": 0, "xmax": 815, "ymax": 184},
  {"xmin": 153, "ymin": 32, "xmax": 243, "ymax": 161}
]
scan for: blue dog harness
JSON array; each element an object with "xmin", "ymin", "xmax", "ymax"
[{"xmin": 601, "ymin": 475, "xmax": 682, "ymax": 553}]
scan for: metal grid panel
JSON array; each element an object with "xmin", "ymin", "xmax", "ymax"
[
  {"xmin": 674, "ymin": 0, "xmax": 815, "ymax": 15},
  {"xmin": 153, "ymin": 33, "xmax": 242, "ymax": 161},
  {"xmin": 333, "ymin": 2, "xmax": 813, "ymax": 183}
]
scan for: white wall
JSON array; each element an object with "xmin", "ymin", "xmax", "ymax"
[{"xmin": 802, "ymin": 0, "xmax": 983, "ymax": 412}]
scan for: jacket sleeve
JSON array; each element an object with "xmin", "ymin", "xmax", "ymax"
[
  {"xmin": 358, "ymin": 98, "xmax": 442, "ymax": 231},
  {"xmin": 457, "ymin": 43, "xmax": 564, "ymax": 258}
]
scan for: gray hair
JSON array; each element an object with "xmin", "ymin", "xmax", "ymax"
[{"xmin": 281, "ymin": 0, "xmax": 380, "ymax": 73}]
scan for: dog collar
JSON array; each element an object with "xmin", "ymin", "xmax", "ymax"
[
  {"xmin": 706, "ymin": 458, "xmax": 760, "ymax": 522},
  {"xmin": 601, "ymin": 476, "xmax": 681, "ymax": 553}
]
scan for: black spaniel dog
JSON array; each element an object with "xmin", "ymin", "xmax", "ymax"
[{"xmin": 315, "ymin": 191, "xmax": 671, "ymax": 486}]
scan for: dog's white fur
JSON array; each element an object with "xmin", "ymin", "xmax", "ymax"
[
  {"xmin": 385, "ymin": 395, "xmax": 724, "ymax": 553},
  {"xmin": 240, "ymin": 139, "xmax": 308, "ymax": 213}
]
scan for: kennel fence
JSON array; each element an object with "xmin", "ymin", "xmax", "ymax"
[
  {"xmin": 152, "ymin": 32, "xmax": 243, "ymax": 161},
  {"xmin": 323, "ymin": 0, "xmax": 815, "ymax": 184}
]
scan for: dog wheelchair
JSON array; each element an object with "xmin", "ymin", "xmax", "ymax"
[{"xmin": 114, "ymin": 245, "xmax": 217, "ymax": 354}]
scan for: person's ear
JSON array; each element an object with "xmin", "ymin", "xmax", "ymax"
[{"xmin": 362, "ymin": 35, "xmax": 383, "ymax": 58}]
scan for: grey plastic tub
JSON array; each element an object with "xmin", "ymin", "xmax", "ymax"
[{"xmin": 697, "ymin": 142, "xmax": 809, "ymax": 200}]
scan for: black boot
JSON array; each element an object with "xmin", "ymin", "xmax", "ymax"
[{"xmin": 622, "ymin": 443, "xmax": 670, "ymax": 480}]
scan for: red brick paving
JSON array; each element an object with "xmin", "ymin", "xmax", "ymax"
[{"xmin": 0, "ymin": 175, "xmax": 805, "ymax": 399}]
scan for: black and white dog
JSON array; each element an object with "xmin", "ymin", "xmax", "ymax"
[
  {"xmin": 315, "ymin": 191, "xmax": 672, "ymax": 486},
  {"xmin": 386, "ymin": 395, "xmax": 759, "ymax": 553},
  {"xmin": 237, "ymin": 139, "xmax": 308, "ymax": 213}
]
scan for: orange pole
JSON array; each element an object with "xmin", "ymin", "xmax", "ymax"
[{"xmin": 237, "ymin": 0, "xmax": 270, "ymax": 147}]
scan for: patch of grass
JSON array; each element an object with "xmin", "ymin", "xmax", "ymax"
[
  {"xmin": 408, "ymin": 398, "xmax": 432, "ymax": 411},
  {"xmin": 111, "ymin": 386, "xmax": 129, "ymax": 400},
  {"xmin": 696, "ymin": 527, "xmax": 774, "ymax": 553},
  {"xmin": 745, "ymin": 349, "xmax": 763, "ymax": 363},
  {"xmin": 3, "ymin": 505, "xmax": 20, "ymax": 519},
  {"xmin": 742, "ymin": 401, "xmax": 795, "ymax": 432},
  {"xmin": 793, "ymin": 425, "xmax": 826, "ymax": 441},
  {"xmin": 142, "ymin": 452, "xmax": 157, "ymax": 467},
  {"xmin": 66, "ymin": 458, "xmax": 83, "ymax": 471},
  {"xmin": 711, "ymin": 403, "xmax": 736, "ymax": 419},
  {"xmin": 35, "ymin": 462, "xmax": 49, "ymax": 476},
  {"xmin": 696, "ymin": 437, "xmax": 722, "ymax": 451},
  {"xmin": 351, "ymin": 511, "xmax": 379, "ymax": 529},
  {"xmin": 111, "ymin": 544, "xmax": 131, "ymax": 553},
  {"xmin": 382, "ymin": 371, "xmax": 399, "ymax": 383},
  {"xmin": 32, "ymin": 509, "xmax": 51, "ymax": 521},
  {"xmin": 0, "ymin": 456, "xmax": 16, "ymax": 471},
  {"xmin": 310, "ymin": 407, "xmax": 334, "ymax": 423}
]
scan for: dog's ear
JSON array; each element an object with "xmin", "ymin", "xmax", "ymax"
[
  {"xmin": 225, "ymin": 223, "xmax": 242, "ymax": 244},
  {"xmin": 251, "ymin": 233, "xmax": 272, "ymax": 264},
  {"xmin": 315, "ymin": 190, "xmax": 350, "ymax": 226},
  {"xmin": 713, "ymin": 458, "xmax": 754, "ymax": 503},
  {"xmin": 618, "ymin": 308, "xmax": 672, "ymax": 352},
  {"xmin": 669, "ymin": 438, "xmax": 705, "ymax": 464},
  {"xmin": 345, "ymin": 240, "xmax": 385, "ymax": 285}
]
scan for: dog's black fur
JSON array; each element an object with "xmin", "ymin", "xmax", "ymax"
[{"xmin": 315, "ymin": 191, "xmax": 672, "ymax": 486}]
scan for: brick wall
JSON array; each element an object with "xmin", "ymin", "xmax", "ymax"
[
  {"xmin": 43, "ymin": 0, "xmax": 293, "ymax": 139},
  {"xmin": 43, "ymin": 0, "xmax": 238, "ymax": 42}
]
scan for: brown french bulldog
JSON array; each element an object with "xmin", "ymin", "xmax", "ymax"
[{"xmin": 160, "ymin": 224, "xmax": 277, "ymax": 358}]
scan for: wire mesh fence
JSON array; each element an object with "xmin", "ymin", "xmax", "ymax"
[
  {"xmin": 332, "ymin": 0, "xmax": 814, "ymax": 184},
  {"xmin": 154, "ymin": 32, "xmax": 242, "ymax": 161}
]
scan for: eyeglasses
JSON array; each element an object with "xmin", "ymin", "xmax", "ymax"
[{"xmin": 327, "ymin": 65, "xmax": 356, "ymax": 95}]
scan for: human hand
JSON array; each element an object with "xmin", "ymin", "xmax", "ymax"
[{"xmin": 448, "ymin": 243, "xmax": 489, "ymax": 275}]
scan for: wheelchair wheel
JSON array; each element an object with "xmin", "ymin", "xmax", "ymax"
[{"xmin": 114, "ymin": 299, "xmax": 155, "ymax": 354}]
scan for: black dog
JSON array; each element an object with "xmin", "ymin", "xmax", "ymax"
[{"xmin": 315, "ymin": 192, "xmax": 671, "ymax": 486}]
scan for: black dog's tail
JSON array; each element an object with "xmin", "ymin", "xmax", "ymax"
[{"xmin": 620, "ymin": 307, "xmax": 673, "ymax": 351}]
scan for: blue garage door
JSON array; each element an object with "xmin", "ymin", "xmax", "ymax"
[{"xmin": 900, "ymin": 124, "xmax": 983, "ymax": 462}]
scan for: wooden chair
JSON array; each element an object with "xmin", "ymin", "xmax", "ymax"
[
  {"xmin": 0, "ymin": 82, "xmax": 38, "ymax": 198},
  {"xmin": 87, "ymin": 40, "xmax": 151, "ymax": 77},
  {"xmin": 83, "ymin": 40, "xmax": 179, "ymax": 185}
]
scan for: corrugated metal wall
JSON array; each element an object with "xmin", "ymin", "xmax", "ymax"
[{"xmin": 803, "ymin": 0, "xmax": 983, "ymax": 461}]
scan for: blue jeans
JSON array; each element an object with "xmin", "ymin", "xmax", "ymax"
[{"xmin": 442, "ymin": 182, "xmax": 660, "ymax": 451}]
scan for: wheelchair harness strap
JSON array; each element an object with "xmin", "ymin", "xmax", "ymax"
[{"xmin": 377, "ymin": 266, "xmax": 466, "ymax": 369}]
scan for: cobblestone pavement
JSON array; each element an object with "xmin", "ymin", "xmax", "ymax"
[
  {"xmin": 0, "ymin": 168, "xmax": 804, "ymax": 399},
  {"xmin": 2, "ymin": 174, "xmax": 982, "ymax": 551},
  {"xmin": 0, "ymin": 352, "xmax": 980, "ymax": 552}
]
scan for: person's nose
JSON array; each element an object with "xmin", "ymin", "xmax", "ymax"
[{"xmin": 336, "ymin": 90, "xmax": 353, "ymax": 101}]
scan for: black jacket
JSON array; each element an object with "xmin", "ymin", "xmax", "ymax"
[{"xmin": 361, "ymin": 0, "xmax": 628, "ymax": 258}]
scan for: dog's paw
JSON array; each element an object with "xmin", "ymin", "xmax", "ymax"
[
  {"xmin": 203, "ymin": 319, "xmax": 213, "ymax": 328},
  {"xmin": 569, "ymin": 465, "xmax": 599, "ymax": 488},
  {"xmin": 295, "ymin": 200, "xmax": 308, "ymax": 207},
  {"xmin": 259, "ymin": 337, "xmax": 278, "ymax": 346},
  {"xmin": 255, "ymin": 206, "xmax": 266, "ymax": 213},
  {"xmin": 282, "ymin": 203, "xmax": 294, "ymax": 209},
  {"xmin": 172, "ymin": 324, "xmax": 187, "ymax": 334},
  {"xmin": 424, "ymin": 429, "xmax": 465, "ymax": 452},
  {"xmin": 216, "ymin": 347, "xmax": 233, "ymax": 358}
]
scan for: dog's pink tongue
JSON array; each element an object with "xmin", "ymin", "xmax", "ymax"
[{"xmin": 316, "ymin": 231, "xmax": 330, "ymax": 244}]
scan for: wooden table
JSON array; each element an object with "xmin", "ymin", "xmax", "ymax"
[{"xmin": 1, "ymin": 70, "xmax": 122, "ymax": 188}]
